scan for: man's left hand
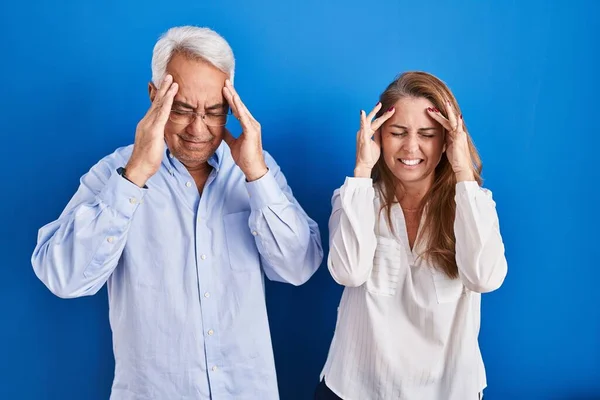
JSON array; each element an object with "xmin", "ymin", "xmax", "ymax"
[{"xmin": 222, "ymin": 79, "xmax": 268, "ymax": 182}]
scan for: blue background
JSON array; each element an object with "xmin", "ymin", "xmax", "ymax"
[{"xmin": 1, "ymin": 1, "xmax": 598, "ymax": 399}]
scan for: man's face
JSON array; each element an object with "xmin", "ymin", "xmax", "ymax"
[{"xmin": 150, "ymin": 53, "xmax": 229, "ymax": 169}]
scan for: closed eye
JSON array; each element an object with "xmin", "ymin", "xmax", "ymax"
[{"xmin": 171, "ymin": 109, "xmax": 193, "ymax": 115}]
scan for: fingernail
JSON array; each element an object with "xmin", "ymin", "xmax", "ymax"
[
  {"xmin": 434, "ymin": 108, "xmax": 440, "ymax": 113},
  {"xmin": 427, "ymin": 107, "xmax": 432, "ymax": 112},
  {"xmin": 460, "ymin": 114, "xmax": 463, "ymax": 120},
  {"xmin": 388, "ymin": 107, "xmax": 395, "ymax": 112}
]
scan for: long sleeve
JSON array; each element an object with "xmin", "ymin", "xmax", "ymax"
[
  {"xmin": 31, "ymin": 155, "xmax": 146, "ymax": 298},
  {"xmin": 454, "ymin": 181, "xmax": 508, "ymax": 293},
  {"xmin": 245, "ymin": 152, "xmax": 323, "ymax": 286},
  {"xmin": 327, "ymin": 177, "xmax": 377, "ymax": 287}
]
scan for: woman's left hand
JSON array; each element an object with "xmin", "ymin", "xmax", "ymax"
[{"xmin": 427, "ymin": 102, "xmax": 475, "ymax": 182}]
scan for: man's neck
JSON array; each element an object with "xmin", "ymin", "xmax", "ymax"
[{"xmin": 185, "ymin": 162, "xmax": 213, "ymax": 193}]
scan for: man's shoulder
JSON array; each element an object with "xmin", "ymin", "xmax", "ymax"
[
  {"xmin": 108, "ymin": 144, "xmax": 135, "ymax": 164},
  {"xmin": 217, "ymin": 144, "xmax": 278, "ymax": 172},
  {"xmin": 92, "ymin": 144, "xmax": 134, "ymax": 170}
]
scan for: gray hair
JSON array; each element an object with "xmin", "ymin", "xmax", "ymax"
[{"xmin": 151, "ymin": 26, "xmax": 235, "ymax": 86}]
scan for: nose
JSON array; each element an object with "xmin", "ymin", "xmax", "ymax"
[
  {"xmin": 186, "ymin": 114, "xmax": 210, "ymax": 136},
  {"xmin": 402, "ymin": 134, "xmax": 419, "ymax": 153}
]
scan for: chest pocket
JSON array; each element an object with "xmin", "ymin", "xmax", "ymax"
[
  {"xmin": 223, "ymin": 211, "xmax": 261, "ymax": 272},
  {"xmin": 431, "ymin": 268, "xmax": 465, "ymax": 303},
  {"xmin": 365, "ymin": 236, "xmax": 405, "ymax": 296}
]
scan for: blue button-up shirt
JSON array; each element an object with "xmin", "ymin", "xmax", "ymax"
[{"xmin": 32, "ymin": 142, "xmax": 323, "ymax": 399}]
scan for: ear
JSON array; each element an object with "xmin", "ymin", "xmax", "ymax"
[{"xmin": 148, "ymin": 82, "xmax": 157, "ymax": 102}]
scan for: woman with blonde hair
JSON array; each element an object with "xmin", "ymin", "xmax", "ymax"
[{"xmin": 315, "ymin": 72, "xmax": 507, "ymax": 399}]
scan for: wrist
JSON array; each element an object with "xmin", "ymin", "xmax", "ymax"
[
  {"xmin": 354, "ymin": 166, "xmax": 372, "ymax": 178},
  {"xmin": 455, "ymin": 170, "xmax": 475, "ymax": 182},
  {"xmin": 244, "ymin": 161, "xmax": 268, "ymax": 182},
  {"xmin": 124, "ymin": 162, "xmax": 153, "ymax": 187}
]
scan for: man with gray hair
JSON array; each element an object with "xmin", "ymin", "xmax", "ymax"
[{"xmin": 32, "ymin": 26, "xmax": 323, "ymax": 399}]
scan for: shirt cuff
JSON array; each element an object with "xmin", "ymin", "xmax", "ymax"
[
  {"xmin": 97, "ymin": 170, "xmax": 148, "ymax": 219},
  {"xmin": 455, "ymin": 180, "xmax": 480, "ymax": 195},
  {"xmin": 343, "ymin": 176, "xmax": 373, "ymax": 188},
  {"xmin": 455, "ymin": 180, "xmax": 494, "ymax": 204},
  {"xmin": 245, "ymin": 169, "xmax": 287, "ymax": 210}
]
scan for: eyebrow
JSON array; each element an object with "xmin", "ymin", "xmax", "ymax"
[
  {"xmin": 389, "ymin": 124, "xmax": 439, "ymax": 132},
  {"xmin": 205, "ymin": 102, "xmax": 228, "ymax": 112},
  {"xmin": 172, "ymin": 100, "xmax": 228, "ymax": 112},
  {"xmin": 172, "ymin": 100, "xmax": 195, "ymax": 110}
]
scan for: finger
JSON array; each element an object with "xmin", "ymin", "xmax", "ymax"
[
  {"xmin": 427, "ymin": 107, "xmax": 452, "ymax": 131},
  {"xmin": 373, "ymin": 129, "xmax": 381, "ymax": 147},
  {"xmin": 359, "ymin": 110, "xmax": 366, "ymax": 130},
  {"xmin": 357, "ymin": 110, "xmax": 366, "ymax": 142},
  {"xmin": 370, "ymin": 106, "xmax": 395, "ymax": 131},
  {"xmin": 446, "ymin": 101, "xmax": 459, "ymax": 131},
  {"xmin": 225, "ymin": 80, "xmax": 253, "ymax": 122},
  {"xmin": 152, "ymin": 75, "xmax": 174, "ymax": 106},
  {"xmin": 222, "ymin": 86, "xmax": 239, "ymax": 117},
  {"xmin": 147, "ymin": 75, "xmax": 175, "ymax": 120},
  {"xmin": 154, "ymin": 82, "xmax": 179, "ymax": 125},
  {"xmin": 366, "ymin": 102, "xmax": 382, "ymax": 121},
  {"xmin": 223, "ymin": 87, "xmax": 255, "ymax": 135},
  {"xmin": 222, "ymin": 128, "xmax": 237, "ymax": 148},
  {"xmin": 360, "ymin": 109, "xmax": 374, "ymax": 139}
]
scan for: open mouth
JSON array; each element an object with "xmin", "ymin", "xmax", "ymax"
[{"xmin": 399, "ymin": 158, "xmax": 423, "ymax": 166}]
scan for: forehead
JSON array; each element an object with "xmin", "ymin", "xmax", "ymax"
[
  {"xmin": 167, "ymin": 53, "xmax": 228, "ymax": 105},
  {"xmin": 388, "ymin": 97, "xmax": 436, "ymax": 124}
]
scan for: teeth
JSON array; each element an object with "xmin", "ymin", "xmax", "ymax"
[{"xmin": 400, "ymin": 159, "xmax": 422, "ymax": 166}]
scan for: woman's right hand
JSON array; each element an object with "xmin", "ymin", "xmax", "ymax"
[{"xmin": 354, "ymin": 102, "xmax": 395, "ymax": 178}]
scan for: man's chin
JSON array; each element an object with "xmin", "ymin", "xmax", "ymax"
[
  {"xmin": 167, "ymin": 137, "xmax": 222, "ymax": 164},
  {"xmin": 172, "ymin": 146, "xmax": 216, "ymax": 165}
]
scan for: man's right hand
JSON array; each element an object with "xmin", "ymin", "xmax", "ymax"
[{"xmin": 124, "ymin": 74, "xmax": 179, "ymax": 187}]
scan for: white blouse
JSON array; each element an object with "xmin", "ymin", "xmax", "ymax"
[{"xmin": 320, "ymin": 177, "xmax": 507, "ymax": 400}]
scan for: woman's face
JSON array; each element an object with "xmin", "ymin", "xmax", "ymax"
[{"xmin": 380, "ymin": 97, "xmax": 446, "ymax": 189}]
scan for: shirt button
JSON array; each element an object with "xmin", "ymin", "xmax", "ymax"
[
  {"xmin": 107, "ymin": 237, "xmax": 114, "ymax": 243},
  {"xmin": 129, "ymin": 197, "xmax": 137, "ymax": 204},
  {"xmin": 201, "ymin": 254, "xmax": 207, "ymax": 260},
  {"xmin": 185, "ymin": 181, "xmax": 192, "ymax": 188},
  {"xmin": 212, "ymin": 366, "xmax": 218, "ymax": 372},
  {"xmin": 204, "ymin": 292, "xmax": 210, "ymax": 298},
  {"xmin": 252, "ymin": 231, "xmax": 258, "ymax": 236},
  {"xmin": 207, "ymin": 329, "xmax": 214, "ymax": 336},
  {"xmin": 169, "ymin": 153, "xmax": 174, "ymax": 159}
]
